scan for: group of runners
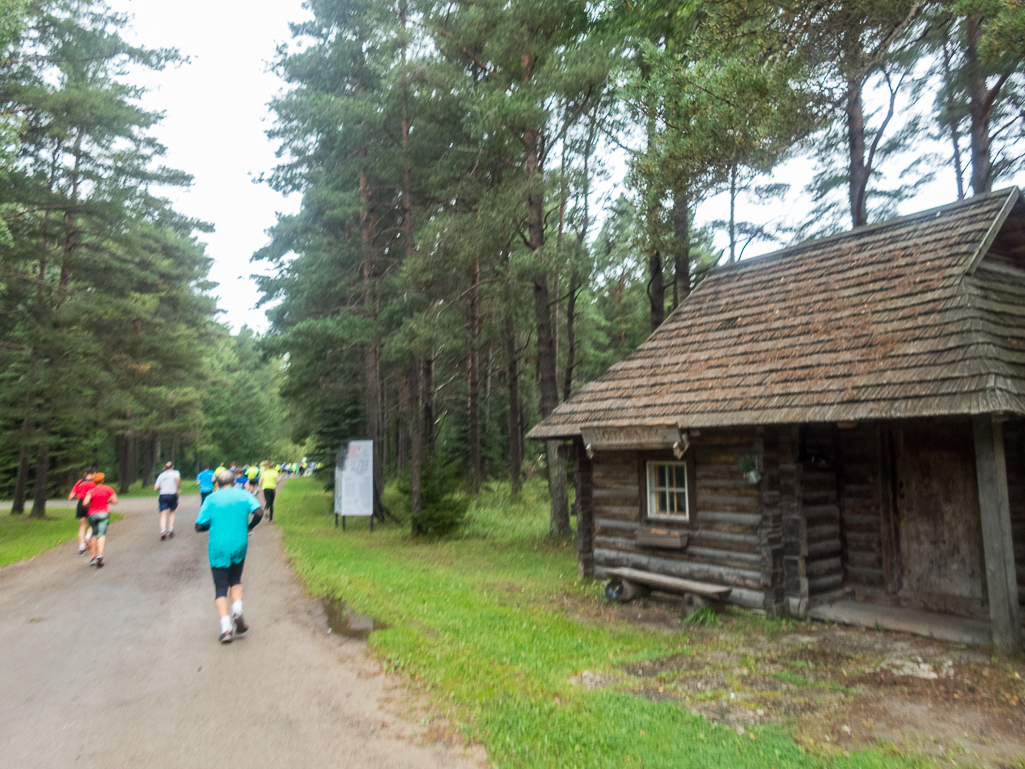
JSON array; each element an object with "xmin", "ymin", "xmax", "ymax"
[{"xmin": 68, "ymin": 459, "xmax": 286, "ymax": 643}]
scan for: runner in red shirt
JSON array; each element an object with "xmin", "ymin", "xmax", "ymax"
[
  {"xmin": 81, "ymin": 472, "xmax": 118, "ymax": 568},
  {"xmin": 68, "ymin": 468, "xmax": 96, "ymax": 556}
]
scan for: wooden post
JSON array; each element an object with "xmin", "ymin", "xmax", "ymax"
[
  {"xmin": 572, "ymin": 438, "xmax": 595, "ymax": 579},
  {"xmin": 972, "ymin": 415, "xmax": 1023, "ymax": 653},
  {"xmin": 780, "ymin": 426, "xmax": 807, "ymax": 618}
]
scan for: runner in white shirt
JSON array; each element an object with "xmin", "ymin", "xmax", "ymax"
[{"xmin": 154, "ymin": 461, "xmax": 182, "ymax": 540}]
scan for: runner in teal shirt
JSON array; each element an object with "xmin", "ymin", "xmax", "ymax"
[
  {"xmin": 196, "ymin": 465, "xmax": 216, "ymax": 505},
  {"xmin": 195, "ymin": 472, "xmax": 263, "ymax": 643}
]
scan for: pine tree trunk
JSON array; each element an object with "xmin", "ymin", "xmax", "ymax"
[
  {"xmin": 672, "ymin": 185, "xmax": 690, "ymax": 310},
  {"xmin": 11, "ymin": 398, "xmax": 34, "ymax": 515},
  {"xmin": 468, "ymin": 254, "xmax": 482, "ymax": 491},
  {"xmin": 142, "ymin": 437, "xmax": 155, "ymax": 487},
  {"xmin": 506, "ymin": 316, "xmax": 523, "ymax": 497},
  {"xmin": 562, "ymin": 273, "xmax": 578, "ymax": 402},
  {"xmin": 728, "ymin": 165, "xmax": 738, "ymax": 263},
  {"xmin": 397, "ymin": 374, "xmax": 410, "ymax": 471},
  {"xmin": 117, "ymin": 435, "xmax": 130, "ymax": 494},
  {"xmin": 30, "ymin": 410, "xmax": 52, "ymax": 517},
  {"xmin": 941, "ymin": 41, "xmax": 966, "ymax": 200},
  {"xmin": 410, "ymin": 355, "xmax": 422, "ymax": 520},
  {"xmin": 128, "ymin": 435, "xmax": 138, "ymax": 486},
  {"xmin": 648, "ymin": 250, "xmax": 664, "ymax": 332},
  {"xmin": 846, "ymin": 80, "xmax": 870, "ymax": 228},
  {"xmin": 524, "ymin": 113, "xmax": 570, "ymax": 537},
  {"xmin": 966, "ymin": 13, "xmax": 995, "ymax": 195},
  {"xmin": 424, "ymin": 357, "xmax": 436, "ymax": 451}
]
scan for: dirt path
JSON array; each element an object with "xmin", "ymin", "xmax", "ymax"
[{"xmin": 0, "ymin": 494, "xmax": 482, "ymax": 769}]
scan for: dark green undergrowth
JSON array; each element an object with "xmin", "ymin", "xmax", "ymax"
[
  {"xmin": 275, "ymin": 477, "xmax": 930, "ymax": 769},
  {"xmin": 0, "ymin": 508, "xmax": 123, "ymax": 568}
]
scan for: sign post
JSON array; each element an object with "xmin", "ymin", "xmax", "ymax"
[{"xmin": 335, "ymin": 440, "xmax": 374, "ymax": 531}]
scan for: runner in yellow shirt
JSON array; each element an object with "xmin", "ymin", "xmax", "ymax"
[{"xmin": 259, "ymin": 461, "xmax": 280, "ymax": 522}]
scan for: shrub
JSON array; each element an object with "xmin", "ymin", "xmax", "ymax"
[{"xmin": 398, "ymin": 456, "xmax": 469, "ymax": 538}]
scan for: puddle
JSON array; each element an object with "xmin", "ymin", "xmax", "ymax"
[{"xmin": 323, "ymin": 598, "xmax": 387, "ymax": 640}]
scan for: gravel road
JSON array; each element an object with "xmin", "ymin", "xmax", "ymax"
[{"xmin": 0, "ymin": 493, "xmax": 482, "ymax": 769}]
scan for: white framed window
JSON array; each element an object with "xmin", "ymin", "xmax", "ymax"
[{"xmin": 646, "ymin": 460, "xmax": 690, "ymax": 522}]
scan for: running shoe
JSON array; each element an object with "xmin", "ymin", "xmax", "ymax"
[
  {"xmin": 232, "ymin": 613, "xmax": 248, "ymax": 635},
  {"xmin": 78, "ymin": 545, "xmax": 87, "ymax": 555},
  {"xmin": 167, "ymin": 530, "xmax": 174, "ymax": 539},
  {"xmin": 160, "ymin": 531, "xmax": 167, "ymax": 541},
  {"xmin": 89, "ymin": 557, "xmax": 98, "ymax": 566},
  {"xmin": 219, "ymin": 629, "xmax": 234, "ymax": 644},
  {"xmin": 96, "ymin": 556, "xmax": 104, "ymax": 568}
]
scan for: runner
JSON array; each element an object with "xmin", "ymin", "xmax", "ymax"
[
  {"xmin": 81, "ymin": 472, "xmax": 118, "ymax": 568},
  {"xmin": 259, "ymin": 461, "xmax": 279, "ymax": 522},
  {"xmin": 69, "ymin": 468, "xmax": 96, "ymax": 555},
  {"xmin": 197, "ymin": 464, "xmax": 216, "ymax": 505},
  {"xmin": 195, "ymin": 471, "xmax": 263, "ymax": 644},
  {"xmin": 233, "ymin": 469, "xmax": 248, "ymax": 490},
  {"xmin": 154, "ymin": 461, "xmax": 181, "ymax": 540},
  {"xmin": 245, "ymin": 462, "xmax": 260, "ymax": 491},
  {"xmin": 214, "ymin": 462, "xmax": 227, "ymax": 477}
]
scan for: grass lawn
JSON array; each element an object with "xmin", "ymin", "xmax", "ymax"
[
  {"xmin": 275, "ymin": 477, "xmax": 928, "ymax": 769},
  {"xmin": 0, "ymin": 508, "xmax": 122, "ymax": 568}
]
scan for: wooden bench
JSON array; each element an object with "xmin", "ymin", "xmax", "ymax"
[{"xmin": 604, "ymin": 567, "xmax": 732, "ymax": 605}]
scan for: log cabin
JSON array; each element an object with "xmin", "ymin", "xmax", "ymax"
[{"xmin": 528, "ymin": 189, "xmax": 1025, "ymax": 652}]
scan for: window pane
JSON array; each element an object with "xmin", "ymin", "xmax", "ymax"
[
  {"xmin": 675, "ymin": 492, "xmax": 687, "ymax": 515},
  {"xmin": 657, "ymin": 465, "xmax": 666, "ymax": 488},
  {"xmin": 674, "ymin": 465, "xmax": 685, "ymax": 489},
  {"xmin": 657, "ymin": 491, "xmax": 667, "ymax": 513}
]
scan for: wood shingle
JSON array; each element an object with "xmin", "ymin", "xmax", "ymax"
[{"xmin": 530, "ymin": 188, "xmax": 1025, "ymax": 439}]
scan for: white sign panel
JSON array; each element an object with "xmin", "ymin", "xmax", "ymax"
[{"xmin": 335, "ymin": 440, "xmax": 374, "ymax": 517}]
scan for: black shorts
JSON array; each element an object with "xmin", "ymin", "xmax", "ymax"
[
  {"xmin": 76, "ymin": 500, "xmax": 89, "ymax": 519},
  {"xmin": 158, "ymin": 494, "xmax": 179, "ymax": 512},
  {"xmin": 211, "ymin": 559, "xmax": 245, "ymax": 599},
  {"xmin": 200, "ymin": 491, "xmax": 212, "ymax": 505}
]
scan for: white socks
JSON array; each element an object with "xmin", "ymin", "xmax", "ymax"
[
  {"xmin": 231, "ymin": 600, "xmax": 243, "ymax": 617},
  {"xmin": 220, "ymin": 615, "xmax": 233, "ymax": 633}
]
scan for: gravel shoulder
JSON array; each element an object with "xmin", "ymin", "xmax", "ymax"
[{"xmin": 0, "ymin": 494, "xmax": 483, "ymax": 769}]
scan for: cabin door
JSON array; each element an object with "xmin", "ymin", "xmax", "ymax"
[{"xmin": 892, "ymin": 422, "xmax": 987, "ymax": 616}]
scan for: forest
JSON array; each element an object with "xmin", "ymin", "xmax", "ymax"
[
  {"xmin": 255, "ymin": 0, "xmax": 1025, "ymax": 533},
  {"xmin": 1, "ymin": 0, "xmax": 1024, "ymax": 524},
  {"xmin": 0, "ymin": 0, "xmax": 295, "ymax": 511}
]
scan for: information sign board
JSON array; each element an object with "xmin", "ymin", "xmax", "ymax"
[{"xmin": 335, "ymin": 440, "xmax": 374, "ymax": 517}]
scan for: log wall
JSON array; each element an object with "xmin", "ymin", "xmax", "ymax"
[
  {"xmin": 591, "ymin": 429, "xmax": 768, "ymax": 610},
  {"xmin": 803, "ymin": 425, "xmax": 843, "ymax": 599},
  {"xmin": 836, "ymin": 426, "xmax": 887, "ymax": 593}
]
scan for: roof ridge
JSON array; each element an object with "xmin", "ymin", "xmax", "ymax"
[{"xmin": 713, "ymin": 188, "xmax": 1020, "ymax": 276}]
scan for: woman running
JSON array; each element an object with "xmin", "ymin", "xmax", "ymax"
[
  {"xmin": 81, "ymin": 472, "xmax": 118, "ymax": 568},
  {"xmin": 69, "ymin": 467, "xmax": 96, "ymax": 555}
]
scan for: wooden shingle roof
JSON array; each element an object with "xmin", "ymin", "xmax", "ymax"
[{"xmin": 530, "ymin": 188, "xmax": 1025, "ymax": 439}]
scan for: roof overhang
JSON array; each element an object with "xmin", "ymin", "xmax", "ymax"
[{"xmin": 579, "ymin": 423, "xmax": 690, "ymax": 459}]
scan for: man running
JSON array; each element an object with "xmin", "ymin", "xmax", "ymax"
[
  {"xmin": 81, "ymin": 472, "xmax": 118, "ymax": 568},
  {"xmin": 69, "ymin": 467, "xmax": 96, "ymax": 555},
  {"xmin": 259, "ymin": 461, "xmax": 279, "ymax": 522},
  {"xmin": 154, "ymin": 461, "xmax": 181, "ymax": 540},
  {"xmin": 195, "ymin": 471, "xmax": 263, "ymax": 644},
  {"xmin": 197, "ymin": 464, "xmax": 215, "ymax": 505}
]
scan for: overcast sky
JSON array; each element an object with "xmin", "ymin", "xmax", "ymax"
[
  {"xmin": 107, "ymin": 0, "xmax": 307, "ymax": 332},
  {"xmin": 105, "ymin": 1, "xmax": 1022, "ymax": 334}
]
